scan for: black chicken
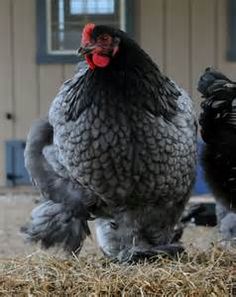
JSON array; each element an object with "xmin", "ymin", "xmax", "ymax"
[
  {"xmin": 198, "ymin": 67, "xmax": 236, "ymax": 211},
  {"xmin": 22, "ymin": 24, "xmax": 197, "ymax": 262},
  {"xmin": 198, "ymin": 68, "xmax": 236, "ymax": 243}
]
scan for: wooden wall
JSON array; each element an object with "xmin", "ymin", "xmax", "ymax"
[
  {"xmin": 139, "ymin": 0, "xmax": 235, "ymax": 113},
  {"xmin": 0, "ymin": 0, "xmax": 235, "ymax": 185}
]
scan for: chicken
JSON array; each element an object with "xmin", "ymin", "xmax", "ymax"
[
  {"xmin": 22, "ymin": 24, "xmax": 197, "ymax": 262},
  {"xmin": 198, "ymin": 67, "xmax": 236, "ymax": 211},
  {"xmin": 198, "ymin": 67, "xmax": 236, "ymax": 244}
]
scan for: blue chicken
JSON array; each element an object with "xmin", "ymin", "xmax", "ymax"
[{"xmin": 22, "ymin": 24, "xmax": 197, "ymax": 262}]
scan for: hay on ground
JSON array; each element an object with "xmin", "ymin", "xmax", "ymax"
[{"xmin": 0, "ymin": 247, "xmax": 235, "ymax": 297}]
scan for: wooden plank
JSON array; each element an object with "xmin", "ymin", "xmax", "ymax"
[
  {"xmin": 191, "ymin": 0, "xmax": 217, "ymax": 115},
  {"xmin": 12, "ymin": 0, "xmax": 38, "ymax": 139},
  {"xmin": 217, "ymin": 0, "xmax": 236, "ymax": 77},
  {"xmin": 139, "ymin": 0, "xmax": 164, "ymax": 70},
  {"xmin": 0, "ymin": 0, "xmax": 13, "ymax": 185},
  {"xmin": 165, "ymin": 0, "xmax": 190, "ymax": 92},
  {"xmin": 39, "ymin": 65, "xmax": 64, "ymax": 116}
]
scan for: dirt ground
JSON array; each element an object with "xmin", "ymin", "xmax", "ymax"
[{"xmin": 0, "ymin": 189, "xmax": 220, "ymax": 259}]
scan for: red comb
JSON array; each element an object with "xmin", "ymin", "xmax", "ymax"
[{"xmin": 81, "ymin": 23, "xmax": 95, "ymax": 45}]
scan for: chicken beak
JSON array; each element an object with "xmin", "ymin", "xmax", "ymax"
[{"xmin": 77, "ymin": 45, "xmax": 95, "ymax": 57}]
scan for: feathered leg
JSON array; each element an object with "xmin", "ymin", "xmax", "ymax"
[{"xmin": 22, "ymin": 118, "xmax": 91, "ymax": 253}]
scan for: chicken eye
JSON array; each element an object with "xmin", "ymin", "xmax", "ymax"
[{"xmin": 110, "ymin": 221, "xmax": 118, "ymax": 230}]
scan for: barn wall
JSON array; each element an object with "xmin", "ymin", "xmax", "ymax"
[
  {"xmin": 0, "ymin": 0, "xmax": 235, "ymax": 185},
  {"xmin": 139, "ymin": 0, "xmax": 235, "ymax": 115}
]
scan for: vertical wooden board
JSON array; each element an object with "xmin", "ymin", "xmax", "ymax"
[
  {"xmin": 132, "ymin": 0, "xmax": 141, "ymax": 42},
  {"xmin": 0, "ymin": 0, "xmax": 13, "ymax": 185},
  {"xmin": 139, "ymin": 0, "xmax": 164, "ymax": 70},
  {"xmin": 39, "ymin": 65, "xmax": 64, "ymax": 116},
  {"xmin": 165, "ymin": 0, "xmax": 190, "ymax": 92},
  {"xmin": 191, "ymin": 0, "xmax": 217, "ymax": 115},
  {"xmin": 12, "ymin": 0, "xmax": 38, "ymax": 139},
  {"xmin": 64, "ymin": 64, "xmax": 77, "ymax": 81},
  {"xmin": 217, "ymin": 0, "xmax": 236, "ymax": 77}
]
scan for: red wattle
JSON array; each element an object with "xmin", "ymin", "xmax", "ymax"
[
  {"xmin": 92, "ymin": 53, "xmax": 110, "ymax": 68},
  {"xmin": 85, "ymin": 55, "xmax": 95, "ymax": 70}
]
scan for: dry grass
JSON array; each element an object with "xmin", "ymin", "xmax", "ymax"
[{"xmin": 0, "ymin": 247, "xmax": 235, "ymax": 297}]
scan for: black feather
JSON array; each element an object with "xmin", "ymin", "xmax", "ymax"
[
  {"xmin": 64, "ymin": 27, "xmax": 180, "ymax": 122},
  {"xmin": 198, "ymin": 68, "xmax": 236, "ymax": 211}
]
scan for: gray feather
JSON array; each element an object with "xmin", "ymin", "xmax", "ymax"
[
  {"xmin": 22, "ymin": 117, "xmax": 91, "ymax": 252},
  {"xmin": 21, "ymin": 200, "xmax": 89, "ymax": 252}
]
